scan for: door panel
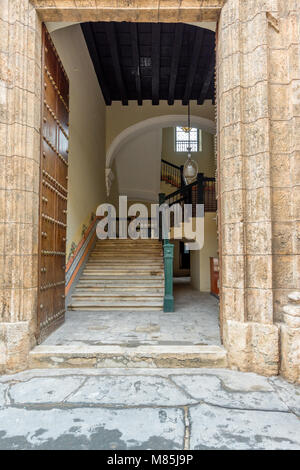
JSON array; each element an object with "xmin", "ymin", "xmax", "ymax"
[{"xmin": 38, "ymin": 25, "xmax": 69, "ymax": 343}]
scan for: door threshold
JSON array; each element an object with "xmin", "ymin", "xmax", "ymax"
[{"xmin": 29, "ymin": 344, "xmax": 228, "ymax": 369}]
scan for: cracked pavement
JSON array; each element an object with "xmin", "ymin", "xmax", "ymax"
[{"xmin": 0, "ymin": 368, "xmax": 299, "ymax": 450}]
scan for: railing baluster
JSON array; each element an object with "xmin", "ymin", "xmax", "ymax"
[{"xmin": 161, "ymin": 159, "xmax": 182, "ymax": 188}]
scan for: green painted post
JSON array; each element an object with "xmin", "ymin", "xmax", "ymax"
[
  {"xmin": 158, "ymin": 192, "xmax": 174, "ymax": 312},
  {"xmin": 163, "ymin": 241, "xmax": 174, "ymax": 312},
  {"xmin": 158, "ymin": 192, "xmax": 166, "ymax": 205}
]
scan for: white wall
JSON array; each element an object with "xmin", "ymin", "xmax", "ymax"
[
  {"xmin": 106, "ymin": 100, "xmax": 215, "ymax": 152},
  {"xmin": 190, "ymin": 212, "xmax": 218, "ymax": 292},
  {"xmin": 115, "ymin": 128, "xmax": 162, "ymax": 203},
  {"xmin": 50, "ymin": 24, "xmax": 107, "ymax": 256}
]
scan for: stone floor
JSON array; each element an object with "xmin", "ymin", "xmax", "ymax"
[
  {"xmin": 45, "ymin": 278, "xmax": 221, "ymax": 347},
  {"xmin": 0, "ymin": 368, "xmax": 299, "ymax": 450}
]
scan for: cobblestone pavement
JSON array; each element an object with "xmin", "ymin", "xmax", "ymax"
[{"xmin": 0, "ymin": 368, "xmax": 299, "ymax": 450}]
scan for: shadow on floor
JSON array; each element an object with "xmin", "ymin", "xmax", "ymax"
[{"xmin": 43, "ymin": 277, "xmax": 220, "ymax": 347}]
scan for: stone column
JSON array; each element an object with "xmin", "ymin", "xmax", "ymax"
[
  {"xmin": 280, "ymin": 292, "xmax": 300, "ymax": 383},
  {"xmin": 0, "ymin": 0, "xmax": 42, "ymax": 372},
  {"xmin": 268, "ymin": 1, "xmax": 300, "ymax": 321},
  {"xmin": 273, "ymin": 0, "xmax": 300, "ymax": 384},
  {"xmin": 218, "ymin": 0, "xmax": 280, "ymax": 375}
]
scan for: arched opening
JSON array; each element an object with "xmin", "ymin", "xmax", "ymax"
[{"xmin": 33, "ymin": 18, "xmax": 225, "ymax": 367}]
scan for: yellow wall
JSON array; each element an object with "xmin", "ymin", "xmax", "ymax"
[
  {"xmin": 105, "ymin": 100, "xmax": 215, "ymax": 151},
  {"xmin": 190, "ymin": 212, "xmax": 218, "ymax": 292},
  {"xmin": 51, "ymin": 25, "xmax": 108, "ymax": 257},
  {"xmin": 161, "ymin": 127, "xmax": 216, "ymax": 177}
]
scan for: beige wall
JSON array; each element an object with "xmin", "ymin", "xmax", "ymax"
[
  {"xmin": 161, "ymin": 127, "xmax": 216, "ymax": 177},
  {"xmin": 105, "ymin": 100, "xmax": 215, "ymax": 152},
  {"xmin": 191, "ymin": 213, "xmax": 218, "ymax": 292},
  {"xmin": 116, "ymin": 128, "xmax": 162, "ymax": 203},
  {"xmin": 51, "ymin": 25, "xmax": 107, "ymax": 257}
]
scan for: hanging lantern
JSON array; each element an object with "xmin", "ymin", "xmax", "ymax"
[
  {"xmin": 183, "ymin": 103, "xmax": 198, "ymax": 184},
  {"xmin": 183, "ymin": 150, "xmax": 198, "ymax": 184}
]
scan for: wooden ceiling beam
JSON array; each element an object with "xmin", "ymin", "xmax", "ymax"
[
  {"xmin": 182, "ymin": 28, "xmax": 204, "ymax": 105},
  {"xmin": 152, "ymin": 23, "xmax": 161, "ymax": 105},
  {"xmin": 105, "ymin": 22, "xmax": 128, "ymax": 106},
  {"xmin": 197, "ymin": 48, "xmax": 215, "ymax": 105},
  {"xmin": 168, "ymin": 23, "xmax": 184, "ymax": 105},
  {"xmin": 81, "ymin": 23, "xmax": 111, "ymax": 105},
  {"xmin": 131, "ymin": 23, "xmax": 142, "ymax": 106}
]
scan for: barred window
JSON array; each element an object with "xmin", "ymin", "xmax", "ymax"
[{"xmin": 175, "ymin": 127, "xmax": 201, "ymax": 152}]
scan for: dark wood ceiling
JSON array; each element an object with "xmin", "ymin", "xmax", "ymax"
[{"xmin": 81, "ymin": 22, "xmax": 215, "ymax": 106}]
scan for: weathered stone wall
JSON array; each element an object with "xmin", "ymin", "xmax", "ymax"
[
  {"xmin": 274, "ymin": 0, "xmax": 300, "ymax": 383},
  {"xmin": 218, "ymin": 0, "xmax": 278, "ymax": 376},
  {"xmin": 269, "ymin": 1, "xmax": 300, "ymax": 321},
  {"xmin": 218, "ymin": 0, "xmax": 300, "ymax": 381},
  {"xmin": 0, "ymin": 0, "xmax": 42, "ymax": 372},
  {"xmin": 280, "ymin": 292, "xmax": 300, "ymax": 383},
  {"xmin": 29, "ymin": 0, "xmax": 226, "ymax": 23}
]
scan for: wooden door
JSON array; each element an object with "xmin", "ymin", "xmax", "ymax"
[{"xmin": 37, "ymin": 25, "xmax": 69, "ymax": 343}]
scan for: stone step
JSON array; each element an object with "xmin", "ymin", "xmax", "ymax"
[
  {"xmin": 93, "ymin": 250, "xmax": 162, "ymax": 253},
  {"xmin": 85, "ymin": 264, "xmax": 163, "ymax": 268},
  {"xmin": 68, "ymin": 306, "xmax": 163, "ymax": 311},
  {"xmin": 90, "ymin": 253, "xmax": 162, "ymax": 257},
  {"xmin": 72, "ymin": 292, "xmax": 164, "ymax": 300},
  {"xmin": 94, "ymin": 246, "xmax": 162, "ymax": 249},
  {"xmin": 87, "ymin": 260, "xmax": 163, "ymax": 265},
  {"xmin": 80, "ymin": 274, "xmax": 164, "ymax": 280},
  {"xmin": 77, "ymin": 279, "xmax": 164, "ymax": 286},
  {"xmin": 28, "ymin": 345, "xmax": 228, "ymax": 369},
  {"xmin": 90, "ymin": 251, "xmax": 162, "ymax": 255},
  {"xmin": 83, "ymin": 269, "xmax": 163, "ymax": 275},
  {"xmin": 78, "ymin": 274, "xmax": 164, "ymax": 285},
  {"xmin": 70, "ymin": 295, "xmax": 163, "ymax": 310},
  {"xmin": 89, "ymin": 253, "xmax": 162, "ymax": 257},
  {"xmin": 73, "ymin": 287, "xmax": 164, "ymax": 294},
  {"xmin": 94, "ymin": 241, "xmax": 161, "ymax": 244},
  {"xmin": 85, "ymin": 263, "xmax": 163, "ymax": 267},
  {"xmin": 94, "ymin": 245, "xmax": 162, "ymax": 249},
  {"xmin": 72, "ymin": 237, "xmax": 164, "ymax": 312}
]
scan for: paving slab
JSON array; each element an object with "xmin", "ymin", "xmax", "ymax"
[
  {"xmin": 66, "ymin": 375, "xmax": 195, "ymax": 406},
  {"xmin": 0, "ymin": 367, "xmax": 276, "ymax": 382},
  {"xmin": 189, "ymin": 403, "xmax": 300, "ymax": 450},
  {"xmin": 171, "ymin": 373, "xmax": 288, "ymax": 411},
  {"xmin": 270, "ymin": 377, "xmax": 300, "ymax": 417},
  {"xmin": 190, "ymin": 368, "xmax": 274, "ymax": 392},
  {"xmin": 0, "ymin": 384, "xmax": 6, "ymax": 408},
  {"xmin": 9, "ymin": 376, "xmax": 85, "ymax": 405},
  {"xmin": 0, "ymin": 368, "xmax": 299, "ymax": 450},
  {"xmin": 45, "ymin": 284, "xmax": 221, "ymax": 347},
  {"xmin": 0, "ymin": 407, "xmax": 184, "ymax": 450}
]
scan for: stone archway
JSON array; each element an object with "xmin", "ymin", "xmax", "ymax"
[{"xmin": 1, "ymin": 0, "xmax": 299, "ymax": 382}]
